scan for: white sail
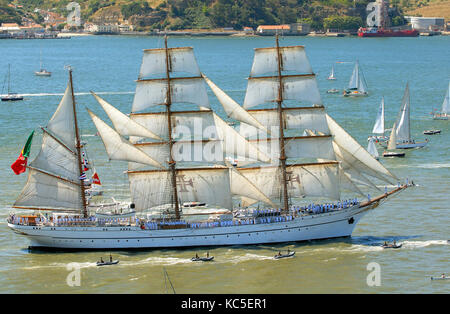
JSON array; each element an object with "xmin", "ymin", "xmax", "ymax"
[
  {"xmin": 240, "ymin": 196, "xmax": 259, "ymax": 207},
  {"xmin": 243, "ymin": 75, "xmax": 322, "ymax": 109},
  {"xmin": 128, "ymin": 139, "xmax": 224, "ymax": 170},
  {"xmin": 132, "ymin": 77, "xmax": 210, "ymax": 112},
  {"xmin": 91, "ymin": 92, "xmax": 162, "ymax": 140},
  {"xmin": 348, "ymin": 60, "xmax": 368, "ymax": 93},
  {"xmin": 333, "ymin": 141, "xmax": 390, "ymax": 185},
  {"xmin": 441, "ymin": 81, "xmax": 449, "ymax": 114},
  {"xmin": 250, "ymin": 46, "xmax": 313, "ymax": 77},
  {"xmin": 139, "ymin": 47, "xmax": 201, "ymax": 78},
  {"xmin": 328, "ymin": 65, "xmax": 335, "ymax": 79},
  {"xmin": 88, "ymin": 109, "xmax": 164, "ymax": 169},
  {"xmin": 14, "ymin": 167, "xmax": 82, "ymax": 211},
  {"xmin": 367, "ymin": 138, "xmax": 379, "ymax": 159},
  {"xmin": 358, "ymin": 70, "xmax": 368, "ymax": 94},
  {"xmin": 128, "ymin": 167, "xmax": 232, "ymax": 210},
  {"xmin": 339, "ymin": 169, "xmax": 365, "ymax": 196},
  {"xmin": 239, "ymin": 107, "xmax": 330, "ymax": 138},
  {"xmin": 229, "ymin": 167, "xmax": 276, "ymax": 207},
  {"xmin": 203, "ymin": 74, "xmax": 269, "ymax": 134},
  {"xmin": 46, "ymin": 83, "xmax": 76, "ymax": 150},
  {"xmin": 130, "ymin": 110, "xmax": 215, "ymax": 141},
  {"xmin": 252, "ymin": 135, "xmax": 336, "ymax": 162},
  {"xmin": 237, "ymin": 162, "xmax": 341, "ymax": 201},
  {"xmin": 395, "ymin": 83, "xmax": 410, "ymax": 142},
  {"xmin": 339, "ymin": 162, "xmax": 381, "ymax": 191},
  {"xmin": 30, "ymin": 132, "xmax": 79, "ymax": 182},
  {"xmin": 326, "ymin": 114, "xmax": 397, "ymax": 182},
  {"xmin": 14, "ymin": 80, "xmax": 82, "ymax": 211},
  {"xmin": 372, "ymin": 97, "xmax": 385, "ymax": 134},
  {"xmin": 387, "ymin": 122, "xmax": 397, "ymax": 150},
  {"xmin": 348, "ymin": 61, "xmax": 359, "ymax": 89},
  {"xmin": 213, "ymin": 113, "xmax": 271, "ymax": 164}
]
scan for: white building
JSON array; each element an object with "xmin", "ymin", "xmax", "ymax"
[{"xmin": 405, "ymin": 16, "xmax": 445, "ymax": 31}]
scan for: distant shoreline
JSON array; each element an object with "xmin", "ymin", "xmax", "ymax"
[{"xmin": 2, "ymin": 30, "xmax": 448, "ymax": 40}]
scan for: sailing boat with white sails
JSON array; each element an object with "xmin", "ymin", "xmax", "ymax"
[
  {"xmin": 383, "ymin": 122, "xmax": 405, "ymax": 158},
  {"xmin": 327, "ymin": 65, "xmax": 336, "ymax": 80},
  {"xmin": 7, "ymin": 37, "xmax": 411, "ymax": 250},
  {"xmin": 368, "ymin": 97, "xmax": 388, "ymax": 143},
  {"xmin": 391, "ymin": 83, "xmax": 428, "ymax": 149},
  {"xmin": 433, "ymin": 81, "xmax": 449, "ymax": 120},
  {"xmin": 1, "ymin": 64, "xmax": 23, "ymax": 101},
  {"xmin": 35, "ymin": 50, "xmax": 51, "ymax": 77},
  {"xmin": 367, "ymin": 138, "xmax": 379, "ymax": 160},
  {"xmin": 343, "ymin": 60, "xmax": 368, "ymax": 97}
]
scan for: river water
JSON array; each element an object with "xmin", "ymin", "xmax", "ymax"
[{"xmin": 0, "ymin": 35, "xmax": 448, "ymax": 294}]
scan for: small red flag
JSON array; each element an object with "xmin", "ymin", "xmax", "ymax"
[
  {"xmin": 92, "ymin": 172, "xmax": 101, "ymax": 185},
  {"xmin": 11, "ymin": 153, "xmax": 28, "ymax": 175}
]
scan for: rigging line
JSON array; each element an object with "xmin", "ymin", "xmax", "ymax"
[{"xmin": 163, "ymin": 267, "xmax": 176, "ymax": 294}]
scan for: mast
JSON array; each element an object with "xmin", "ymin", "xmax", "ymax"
[
  {"xmin": 68, "ymin": 68, "xmax": 88, "ymax": 217},
  {"xmin": 163, "ymin": 36, "xmax": 181, "ymax": 220},
  {"xmin": 275, "ymin": 35, "xmax": 289, "ymax": 213},
  {"xmin": 7, "ymin": 64, "xmax": 11, "ymax": 94}
]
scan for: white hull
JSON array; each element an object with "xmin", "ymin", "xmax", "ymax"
[
  {"xmin": 8, "ymin": 205, "xmax": 370, "ymax": 250},
  {"xmin": 35, "ymin": 72, "xmax": 51, "ymax": 77},
  {"xmin": 380, "ymin": 141, "xmax": 428, "ymax": 149}
]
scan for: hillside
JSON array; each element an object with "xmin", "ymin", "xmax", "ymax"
[{"xmin": 403, "ymin": 0, "xmax": 450, "ymax": 20}]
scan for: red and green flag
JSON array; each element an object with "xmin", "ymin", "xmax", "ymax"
[{"xmin": 11, "ymin": 130, "xmax": 34, "ymax": 175}]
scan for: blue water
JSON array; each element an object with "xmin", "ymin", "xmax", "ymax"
[{"xmin": 0, "ymin": 35, "xmax": 448, "ymax": 293}]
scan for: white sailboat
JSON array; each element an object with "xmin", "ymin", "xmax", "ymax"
[
  {"xmin": 368, "ymin": 97, "xmax": 388, "ymax": 143},
  {"xmin": 327, "ymin": 65, "xmax": 336, "ymax": 80},
  {"xmin": 343, "ymin": 60, "xmax": 368, "ymax": 97},
  {"xmin": 34, "ymin": 51, "xmax": 51, "ymax": 77},
  {"xmin": 393, "ymin": 83, "xmax": 428, "ymax": 149},
  {"xmin": 433, "ymin": 81, "xmax": 449, "ymax": 120},
  {"xmin": 1, "ymin": 64, "xmax": 23, "ymax": 101},
  {"xmin": 367, "ymin": 138, "xmax": 379, "ymax": 160},
  {"xmin": 7, "ymin": 37, "xmax": 411, "ymax": 250},
  {"xmin": 383, "ymin": 122, "xmax": 405, "ymax": 158}
]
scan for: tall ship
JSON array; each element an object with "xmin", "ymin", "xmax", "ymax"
[{"xmin": 7, "ymin": 37, "xmax": 411, "ymax": 250}]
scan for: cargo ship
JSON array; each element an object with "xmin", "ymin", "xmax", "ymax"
[{"xmin": 358, "ymin": 27, "xmax": 419, "ymax": 37}]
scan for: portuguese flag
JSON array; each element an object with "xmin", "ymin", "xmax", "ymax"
[{"xmin": 11, "ymin": 131, "xmax": 34, "ymax": 175}]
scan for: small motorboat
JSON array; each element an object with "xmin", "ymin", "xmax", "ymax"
[
  {"xmin": 343, "ymin": 89, "xmax": 368, "ymax": 97},
  {"xmin": 431, "ymin": 275, "xmax": 449, "ymax": 280},
  {"xmin": 191, "ymin": 256, "xmax": 214, "ymax": 262},
  {"xmin": 423, "ymin": 129, "xmax": 441, "ymax": 135},
  {"xmin": 274, "ymin": 251, "xmax": 295, "ymax": 259},
  {"xmin": 96, "ymin": 260, "xmax": 119, "ymax": 266},
  {"xmin": 327, "ymin": 89, "xmax": 339, "ymax": 94},
  {"xmin": 382, "ymin": 151, "xmax": 405, "ymax": 158},
  {"xmin": 381, "ymin": 243, "xmax": 402, "ymax": 249}
]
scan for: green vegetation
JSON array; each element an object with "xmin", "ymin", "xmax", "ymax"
[
  {"xmin": 0, "ymin": 0, "xmax": 22, "ymax": 24},
  {"xmin": 121, "ymin": 1, "xmax": 152, "ymax": 20},
  {"xmin": 323, "ymin": 15, "xmax": 363, "ymax": 30}
]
